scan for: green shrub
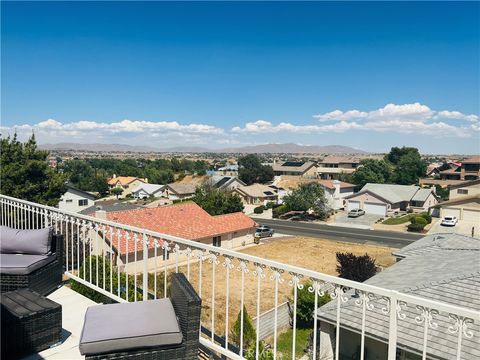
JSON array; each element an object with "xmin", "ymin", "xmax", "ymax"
[
  {"xmin": 414, "ymin": 216, "xmax": 428, "ymax": 226},
  {"xmin": 407, "ymin": 222, "xmax": 425, "ymax": 232},
  {"xmin": 254, "ymin": 206, "xmax": 265, "ymax": 214},
  {"xmin": 420, "ymin": 212, "xmax": 432, "ymax": 224},
  {"xmin": 231, "ymin": 306, "xmax": 256, "ymax": 349},
  {"xmin": 265, "ymin": 201, "xmax": 275, "ymax": 209},
  {"xmin": 290, "ymin": 282, "xmax": 331, "ymax": 328},
  {"xmin": 71, "ymin": 256, "xmax": 143, "ymax": 303},
  {"xmin": 272, "ymin": 204, "xmax": 288, "ymax": 218}
]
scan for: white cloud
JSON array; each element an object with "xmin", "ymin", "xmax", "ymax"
[
  {"xmin": 233, "ymin": 102, "xmax": 477, "ymax": 138},
  {"xmin": 436, "ymin": 110, "xmax": 479, "ymax": 122}
]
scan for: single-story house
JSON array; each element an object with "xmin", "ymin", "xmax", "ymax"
[
  {"xmin": 92, "ymin": 202, "xmax": 257, "ymax": 272},
  {"xmin": 272, "ymin": 161, "xmax": 317, "ymax": 177},
  {"xmin": 209, "ymin": 176, "xmax": 246, "ymax": 192},
  {"xmin": 316, "ymin": 233, "xmax": 480, "ymax": 360},
  {"xmin": 107, "ymin": 175, "xmax": 148, "ymax": 197},
  {"xmin": 131, "ymin": 184, "xmax": 165, "ymax": 199},
  {"xmin": 437, "ymin": 179, "xmax": 480, "ymax": 222},
  {"xmin": 233, "ymin": 184, "xmax": 279, "ymax": 205},
  {"xmin": 344, "ymin": 183, "xmax": 438, "ymax": 216},
  {"xmin": 58, "ymin": 183, "xmax": 96, "ymax": 213},
  {"xmin": 164, "ymin": 183, "xmax": 196, "ymax": 200}
]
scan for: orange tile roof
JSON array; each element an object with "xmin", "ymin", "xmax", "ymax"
[
  {"xmin": 107, "ymin": 176, "xmax": 144, "ymax": 186},
  {"xmin": 99, "ymin": 202, "xmax": 256, "ymax": 254}
]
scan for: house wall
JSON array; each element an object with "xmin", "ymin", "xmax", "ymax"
[
  {"xmin": 58, "ymin": 190, "xmax": 94, "ymax": 213},
  {"xmin": 449, "ymin": 183, "xmax": 480, "ymax": 200},
  {"xmin": 410, "ymin": 192, "xmax": 438, "ymax": 211},
  {"xmin": 346, "ymin": 192, "xmax": 390, "ymax": 211}
]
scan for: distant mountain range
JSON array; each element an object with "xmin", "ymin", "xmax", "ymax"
[{"xmin": 39, "ymin": 142, "xmax": 367, "ymax": 154}]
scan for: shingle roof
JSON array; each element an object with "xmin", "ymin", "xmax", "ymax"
[
  {"xmin": 272, "ymin": 161, "xmax": 316, "ymax": 173},
  {"xmin": 235, "ymin": 184, "xmax": 279, "ymax": 198},
  {"xmin": 79, "ymin": 202, "xmax": 143, "ymax": 215},
  {"xmin": 166, "ymin": 183, "xmax": 196, "ymax": 195},
  {"xmin": 107, "ymin": 176, "xmax": 145, "ymax": 186},
  {"xmin": 317, "ymin": 233, "xmax": 480, "ymax": 359},
  {"xmin": 99, "ymin": 203, "xmax": 256, "ymax": 254},
  {"xmin": 411, "ymin": 188, "xmax": 434, "ymax": 202},
  {"xmin": 131, "ymin": 183, "xmax": 165, "ymax": 195},
  {"xmin": 462, "ymin": 156, "xmax": 480, "ymax": 164},
  {"xmin": 361, "ymin": 183, "xmax": 420, "ymax": 203}
]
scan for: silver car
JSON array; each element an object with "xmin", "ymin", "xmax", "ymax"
[
  {"xmin": 348, "ymin": 208, "xmax": 366, "ymax": 218},
  {"xmin": 441, "ymin": 216, "xmax": 458, "ymax": 226}
]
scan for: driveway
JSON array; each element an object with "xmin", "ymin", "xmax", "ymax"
[
  {"xmin": 428, "ymin": 218, "xmax": 480, "ymax": 238},
  {"xmin": 332, "ymin": 213, "xmax": 382, "ymax": 229}
]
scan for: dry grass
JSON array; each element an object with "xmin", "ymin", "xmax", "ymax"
[{"xmin": 162, "ymin": 237, "xmax": 395, "ymax": 336}]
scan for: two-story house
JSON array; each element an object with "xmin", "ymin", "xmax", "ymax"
[
  {"xmin": 438, "ymin": 179, "xmax": 480, "ymax": 222},
  {"xmin": 107, "ymin": 175, "xmax": 148, "ymax": 197},
  {"xmin": 58, "ymin": 183, "xmax": 96, "ymax": 213},
  {"xmin": 317, "ymin": 156, "xmax": 359, "ymax": 180}
]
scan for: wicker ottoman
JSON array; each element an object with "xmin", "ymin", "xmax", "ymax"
[{"xmin": 1, "ymin": 288, "xmax": 62, "ymax": 359}]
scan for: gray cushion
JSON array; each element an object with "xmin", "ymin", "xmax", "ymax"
[
  {"xmin": 79, "ymin": 298, "xmax": 183, "ymax": 355},
  {"xmin": 0, "ymin": 253, "xmax": 56, "ymax": 275},
  {"xmin": 0, "ymin": 226, "xmax": 52, "ymax": 255}
]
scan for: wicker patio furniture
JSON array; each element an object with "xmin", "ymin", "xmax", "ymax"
[
  {"xmin": 1, "ymin": 288, "xmax": 62, "ymax": 359},
  {"xmin": 79, "ymin": 273, "xmax": 202, "ymax": 360},
  {"xmin": 0, "ymin": 226, "xmax": 64, "ymax": 296}
]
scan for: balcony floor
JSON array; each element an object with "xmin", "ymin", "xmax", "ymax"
[{"xmin": 21, "ymin": 285, "xmax": 97, "ymax": 360}]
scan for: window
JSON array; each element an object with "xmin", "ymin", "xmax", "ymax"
[
  {"xmin": 78, "ymin": 199, "xmax": 88, "ymax": 206},
  {"xmin": 66, "ymin": 199, "xmax": 73, "ymax": 203},
  {"xmin": 213, "ymin": 236, "xmax": 221, "ymax": 247},
  {"xmin": 458, "ymin": 189, "xmax": 468, "ymax": 195},
  {"xmin": 163, "ymin": 251, "xmax": 170, "ymax": 261}
]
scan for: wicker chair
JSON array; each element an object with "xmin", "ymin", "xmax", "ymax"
[
  {"xmin": 83, "ymin": 273, "xmax": 202, "ymax": 360},
  {"xmin": 0, "ymin": 233, "xmax": 64, "ymax": 296}
]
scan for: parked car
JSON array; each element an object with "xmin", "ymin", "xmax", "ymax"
[
  {"xmin": 254, "ymin": 226, "xmax": 274, "ymax": 241},
  {"xmin": 279, "ymin": 211, "xmax": 305, "ymax": 220},
  {"xmin": 441, "ymin": 216, "xmax": 458, "ymax": 226},
  {"xmin": 348, "ymin": 209, "xmax": 365, "ymax": 218}
]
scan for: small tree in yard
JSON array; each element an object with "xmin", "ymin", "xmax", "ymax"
[
  {"xmin": 283, "ymin": 183, "xmax": 330, "ymax": 219},
  {"xmin": 291, "ymin": 282, "xmax": 331, "ymax": 328},
  {"xmin": 336, "ymin": 252, "xmax": 377, "ymax": 282},
  {"xmin": 111, "ymin": 187, "xmax": 123, "ymax": 199},
  {"xmin": 231, "ymin": 306, "xmax": 256, "ymax": 349}
]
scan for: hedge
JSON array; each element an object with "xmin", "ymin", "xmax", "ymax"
[
  {"xmin": 407, "ymin": 223, "xmax": 425, "ymax": 232},
  {"xmin": 254, "ymin": 205, "xmax": 265, "ymax": 214}
]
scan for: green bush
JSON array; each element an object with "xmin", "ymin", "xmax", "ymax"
[
  {"xmin": 254, "ymin": 206, "xmax": 265, "ymax": 214},
  {"xmin": 290, "ymin": 282, "xmax": 331, "ymax": 328},
  {"xmin": 265, "ymin": 201, "xmax": 275, "ymax": 209},
  {"xmin": 419, "ymin": 212, "xmax": 432, "ymax": 224},
  {"xmin": 231, "ymin": 306, "xmax": 256, "ymax": 349},
  {"xmin": 407, "ymin": 222, "xmax": 425, "ymax": 232},
  {"xmin": 414, "ymin": 216, "xmax": 428, "ymax": 226},
  {"xmin": 272, "ymin": 204, "xmax": 288, "ymax": 218},
  {"xmin": 71, "ymin": 256, "xmax": 142, "ymax": 303}
]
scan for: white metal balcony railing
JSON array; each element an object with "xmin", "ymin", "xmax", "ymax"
[{"xmin": 1, "ymin": 194, "xmax": 479, "ymax": 360}]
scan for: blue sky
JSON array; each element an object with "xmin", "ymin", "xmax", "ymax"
[{"xmin": 1, "ymin": 1, "xmax": 479, "ymax": 153}]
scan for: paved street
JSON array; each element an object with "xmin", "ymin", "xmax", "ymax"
[{"xmin": 252, "ymin": 218, "xmax": 423, "ymax": 248}]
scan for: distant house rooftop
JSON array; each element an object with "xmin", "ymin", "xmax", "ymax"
[
  {"xmin": 272, "ymin": 161, "xmax": 316, "ymax": 174},
  {"xmin": 107, "ymin": 176, "xmax": 147, "ymax": 186},
  {"xmin": 166, "ymin": 183, "xmax": 196, "ymax": 195},
  {"xmin": 347, "ymin": 183, "xmax": 423, "ymax": 204},
  {"xmin": 462, "ymin": 156, "xmax": 480, "ymax": 164},
  {"xmin": 79, "ymin": 201, "xmax": 143, "ymax": 216}
]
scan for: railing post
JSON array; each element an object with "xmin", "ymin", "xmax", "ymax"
[
  {"xmin": 387, "ymin": 292, "xmax": 398, "ymax": 360},
  {"xmin": 143, "ymin": 233, "xmax": 148, "ymax": 301}
]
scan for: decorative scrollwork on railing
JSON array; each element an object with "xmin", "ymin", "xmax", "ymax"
[
  {"xmin": 195, "ymin": 248, "xmax": 206, "ymax": 262},
  {"xmin": 396, "ymin": 301, "xmax": 407, "ymax": 320},
  {"xmin": 223, "ymin": 255, "xmax": 234, "ymax": 270},
  {"xmin": 448, "ymin": 314, "xmax": 474, "ymax": 339},
  {"xmin": 270, "ymin": 267, "xmax": 285, "ymax": 284},
  {"xmin": 237, "ymin": 260, "xmax": 249, "ymax": 274},
  {"xmin": 161, "ymin": 240, "xmax": 171, "ymax": 253},
  {"xmin": 415, "ymin": 306, "xmax": 439, "ymax": 329},
  {"xmin": 208, "ymin": 251, "xmax": 219, "ymax": 265},
  {"xmin": 288, "ymin": 272, "xmax": 304, "ymax": 289},
  {"xmin": 308, "ymin": 280, "xmax": 326, "ymax": 297},
  {"xmin": 253, "ymin": 263, "xmax": 266, "ymax": 279},
  {"xmin": 330, "ymin": 285, "xmax": 349, "ymax": 303},
  {"xmin": 354, "ymin": 291, "xmax": 375, "ymax": 311}
]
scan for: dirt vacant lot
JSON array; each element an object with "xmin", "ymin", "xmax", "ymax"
[{"xmin": 169, "ymin": 236, "xmax": 396, "ymax": 336}]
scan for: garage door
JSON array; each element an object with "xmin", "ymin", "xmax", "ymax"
[
  {"xmin": 347, "ymin": 201, "xmax": 360, "ymax": 212},
  {"xmin": 443, "ymin": 207, "xmax": 461, "ymax": 218},
  {"xmin": 463, "ymin": 209, "xmax": 480, "ymax": 223},
  {"xmin": 364, "ymin": 202, "xmax": 387, "ymax": 216}
]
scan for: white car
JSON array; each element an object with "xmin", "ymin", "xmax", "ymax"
[{"xmin": 441, "ymin": 216, "xmax": 458, "ymax": 226}]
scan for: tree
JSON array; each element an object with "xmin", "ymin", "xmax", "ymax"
[
  {"xmin": 292, "ymin": 282, "xmax": 331, "ymax": 328},
  {"xmin": 351, "ymin": 159, "xmax": 392, "ymax": 188},
  {"xmin": 111, "ymin": 187, "xmax": 124, "ymax": 199},
  {"xmin": 336, "ymin": 252, "xmax": 377, "ymax": 282},
  {"xmin": 192, "ymin": 184, "xmax": 244, "ymax": 215},
  {"xmin": 392, "ymin": 151, "xmax": 427, "ymax": 185},
  {"xmin": 231, "ymin": 306, "xmax": 256, "ymax": 349},
  {"xmin": 283, "ymin": 183, "xmax": 329, "ymax": 218},
  {"xmin": 0, "ymin": 134, "xmax": 66, "ymax": 206},
  {"xmin": 238, "ymin": 155, "xmax": 274, "ymax": 185},
  {"xmin": 385, "ymin": 146, "xmax": 420, "ymax": 165}
]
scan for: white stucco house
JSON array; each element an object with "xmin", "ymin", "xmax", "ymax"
[
  {"xmin": 58, "ymin": 183, "xmax": 96, "ymax": 213},
  {"xmin": 344, "ymin": 183, "xmax": 438, "ymax": 216},
  {"xmin": 317, "ymin": 180, "xmax": 356, "ymax": 210},
  {"xmin": 131, "ymin": 184, "xmax": 165, "ymax": 199}
]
